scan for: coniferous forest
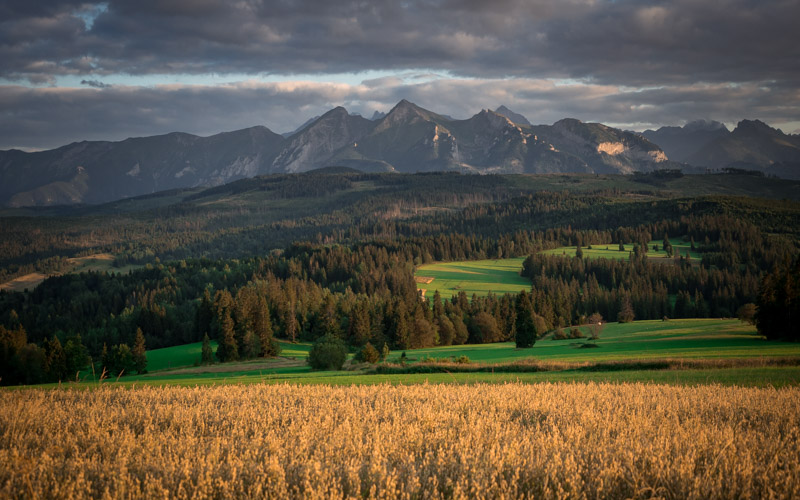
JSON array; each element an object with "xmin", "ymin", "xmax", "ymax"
[{"xmin": 2, "ymin": 170, "xmax": 799, "ymax": 385}]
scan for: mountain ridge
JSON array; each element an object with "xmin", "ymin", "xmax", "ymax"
[{"xmin": 1, "ymin": 100, "xmax": 796, "ymax": 206}]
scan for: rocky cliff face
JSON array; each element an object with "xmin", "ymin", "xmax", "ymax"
[{"xmin": 271, "ymin": 107, "xmax": 374, "ymax": 173}]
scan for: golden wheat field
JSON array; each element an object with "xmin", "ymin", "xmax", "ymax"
[{"xmin": 1, "ymin": 382, "xmax": 799, "ymax": 499}]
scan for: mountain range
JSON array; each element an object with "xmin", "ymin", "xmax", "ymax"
[
  {"xmin": 1, "ymin": 100, "xmax": 798, "ymax": 206},
  {"xmin": 642, "ymin": 119, "xmax": 800, "ymax": 178}
]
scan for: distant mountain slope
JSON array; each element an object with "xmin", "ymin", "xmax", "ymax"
[
  {"xmin": 643, "ymin": 119, "xmax": 800, "ymax": 178},
  {"xmin": 531, "ymin": 118, "xmax": 670, "ymax": 174},
  {"xmin": 642, "ymin": 120, "xmax": 729, "ymax": 162},
  {"xmin": 686, "ymin": 120, "xmax": 800, "ymax": 176},
  {"xmin": 271, "ymin": 107, "xmax": 374, "ymax": 173},
  {"xmin": 8, "ymin": 100, "xmax": 795, "ymax": 207},
  {"xmin": 0, "ymin": 126, "xmax": 285, "ymax": 205}
]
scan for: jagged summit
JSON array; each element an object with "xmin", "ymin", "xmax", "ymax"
[
  {"xmin": 683, "ymin": 119, "xmax": 728, "ymax": 132},
  {"xmin": 733, "ymin": 119, "xmax": 778, "ymax": 136},
  {"xmin": 494, "ymin": 105, "xmax": 531, "ymax": 126}
]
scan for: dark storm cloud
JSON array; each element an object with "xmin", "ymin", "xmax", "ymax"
[
  {"xmin": 2, "ymin": 78, "xmax": 798, "ymax": 151},
  {"xmin": 1, "ymin": 0, "xmax": 799, "ymax": 86}
]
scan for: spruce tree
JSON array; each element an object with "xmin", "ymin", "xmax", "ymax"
[
  {"xmin": 618, "ymin": 295, "xmax": 635, "ymax": 323},
  {"xmin": 201, "ymin": 333, "xmax": 214, "ymax": 365},
  {"xmin": 44, "ymin": 336, "xmax": 68, "ymax": 381},
  {"xmin": 347, "ymin": 302, "xmax": 371, "ymax": 346},
  {"xmin": 381, "ymin": 342, "xmax": 390, "ymax": 361},
  {"xmin": 132, "ymin": 327, "xmax": 148, "ymax": 374},
  {"xmin": 241, "ymin": 330, "xmax": 260, "ymax": 359},
  {"xmin": 514, "ymin": 291, "xmax": 537, "ymax": 348},
  {"xmin": 254, "ymin": 296, "xmax": 275, "ymax": 357},
  {"xmin": 216, "ymin": 309, "xmax": 238, "ymax": 362},
  {"xmin": 196, "ymin": 288, "xmax": 214, "ymax": 339}
]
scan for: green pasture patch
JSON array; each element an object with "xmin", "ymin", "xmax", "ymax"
[
  {"xmin": 541, "ymin": 238, "xmax": 701, "ymax": 261},
  {"xmin": 145, "ymin": 340, "xmax": 311, "ymax": 372},
  {"xmin": 415, "ymin": 257, "xmax": 529, "ymax": 298},
  {"xmin": 32, "ymin": 319, "xmax": 800, "ymax": 389},
  {"xmin": 397, "ymin": 319, "xmax": 800, "ymax": 364}
]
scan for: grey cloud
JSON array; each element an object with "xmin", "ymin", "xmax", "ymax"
[
  {"xmin": 1, "ymin": 0, "xmax": 798, "ymax": 88},
  {"xmin": 81, "ymin": 79, "xmax": 112, "ymax": 88},
  {"xmin": 1, "ymin": 77, "xmax": 798, "ymax": 151}
]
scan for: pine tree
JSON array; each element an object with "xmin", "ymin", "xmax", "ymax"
[
  {"xmin": 432, "ymin": 290, "xmax": 444, "ymax": 318},
  {"xmin": 381, "ymin": 342, "xmax": 390, "ymax": 361},
  {"xmin": 514, "ymin": 291, "xmax": 537, "ymax": 348},
  {"xmin": 201, "ymin": 333, "xmax": 214, "ymax": 365},
  {"xmin": 347, "ymin": 301, "xmax": 371, "ymax": 346},
  {"xmin": 44, "ymin": 336, "xmax": 68, "ymax": 381},
  {"xmin": 132, "ymin": 327, "xmax": 148, "ymax": 374},
  {"xmin": 63, "ymin": 335, "xmax": 89, "ymax": 377},
  {"xmin": 283, "ymin": 307, "xmax": 298, "ymax": 343},
  {"xmin": 216, "ymin": 309, "xmax": 238, "ymax": 362},
  {"xmin": 241, "ymin": 330, "xmax": 260, "ymax": 359},
  {"xmin": 254, "ymin": 296, "xmax": 275, "ymax": 357},
  {"xmin": 195, "ymin": 288, "xmax": 214, "ymax": 340},
  {"xmin": 618, "ymin": 294, "xmax": 635, "ymax": 323}
]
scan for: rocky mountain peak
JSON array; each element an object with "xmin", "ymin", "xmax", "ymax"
[
  {"xmin": 733, "ymin": 119, "xmax": 779, "ymax": 137},
  {"xmin": 683, "ymin": 119, "xmax": 728, "ymax": 132},
  {"xmin": 494, "ymin": 105, "xmax": 531, "ymax": 126}
]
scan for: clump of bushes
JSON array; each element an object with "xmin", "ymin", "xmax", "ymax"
[
  {"xmin": 354, "ymin": 342, "xmax": 380, "ymax": 364},
  {"xmin": 308, "ymin": 335, "xmax": 348, "ymax": 370},
  {"xmin": 569, "ymin": 327, "xmax": 584, "ymax": 339}
]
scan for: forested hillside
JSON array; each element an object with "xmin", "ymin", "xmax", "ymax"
[{"xmin": 1, "ymin": 170, "xmax": 799, "ymax": 384}]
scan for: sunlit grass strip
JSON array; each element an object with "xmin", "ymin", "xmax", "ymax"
[
  {"xmin": 1, "ymin": 383, "xmax": 799, "ymax": 498},
  {"xmin": 371, "ymin": 356, "xmax": 800, "ymax": 374}
]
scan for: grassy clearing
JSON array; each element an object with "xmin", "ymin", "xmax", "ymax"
[
  {"xmin": 54, "ymin": 318, "xmax": 797, "ymax": 389},
  {"xmin": 541, "ymin": 237, "xmax": 702, "ymax": 261},
  {"xmin": 394, "ymin": 319, "xmax": 800, "ymax": 364},
  {"xmin": 145, "ymin": 340, "xmax": 311, "ymax": 372},
  {"xmin": 415, "ymin": 257, "xmax": 529, "ymax": 298},
  {"xmin": 414, "ymin": 239, "xmax": 700, "ymax": 299},
  {"xmin": 0, "ymin": 253, "xmax": 142, "ymax": 292},
  {"xmin": 3, "ymin": 383, "xmax": 799, "ymax": 498}
]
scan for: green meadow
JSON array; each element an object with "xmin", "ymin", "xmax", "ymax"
[
  {"xmin": 43, "ymin": 318, "xmax": 798, "ymax": 389},
  {"xmin": 415, "ymin": 257, "xmax": 529, "ymax": 298},
  {"xmin": 414, "ymin": 239, "xmax": 701, "ymax": 300},
  {"xmin": 541, "ymin": 238, "xmax": 702, "ymax": 261}
]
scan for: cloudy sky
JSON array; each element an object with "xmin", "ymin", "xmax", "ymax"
[{"xmin": 1, "ymin": 0, "xmax": 799, "ymax": 150}]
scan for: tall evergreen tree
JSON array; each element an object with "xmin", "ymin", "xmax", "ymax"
[
  {"xmin": 132, "ymin": 328, "xmax": 147, "ymax": 374},
  {"xmin": 201, "ymin": 333, "xmax": 214, "ymax": 365},
  {"xmin": 618, "ymin": 294, "xmax": 635, "ymax": 323},
  {"xmin": 216, "ymin": 309, "xmax": 238, "ymax": 362},
  {"xmin": 756, "ymin": 258, "xmax": 800, "ymax": 341},
  {"xmin": 254, "ymin": 296, "xmax": 275, "ymax": 356},
  {"xmin": 44, "ymin": 336, "xmax": 68, "ymax": 381},
  {"xmin": 347, "ymin": 301, "xmax": 371, "ymax": 346},
  {"xmin": 195, "ymin": 288, "xmax": 214, "ymax": 340},
  {"xmin": 514, "ymin": 291, "xmax": 537, "ymax": 348}
]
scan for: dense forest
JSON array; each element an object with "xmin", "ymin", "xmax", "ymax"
[{"xmin": 2, "ymin": 171, "xmax": 799, "ymax": 384}]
